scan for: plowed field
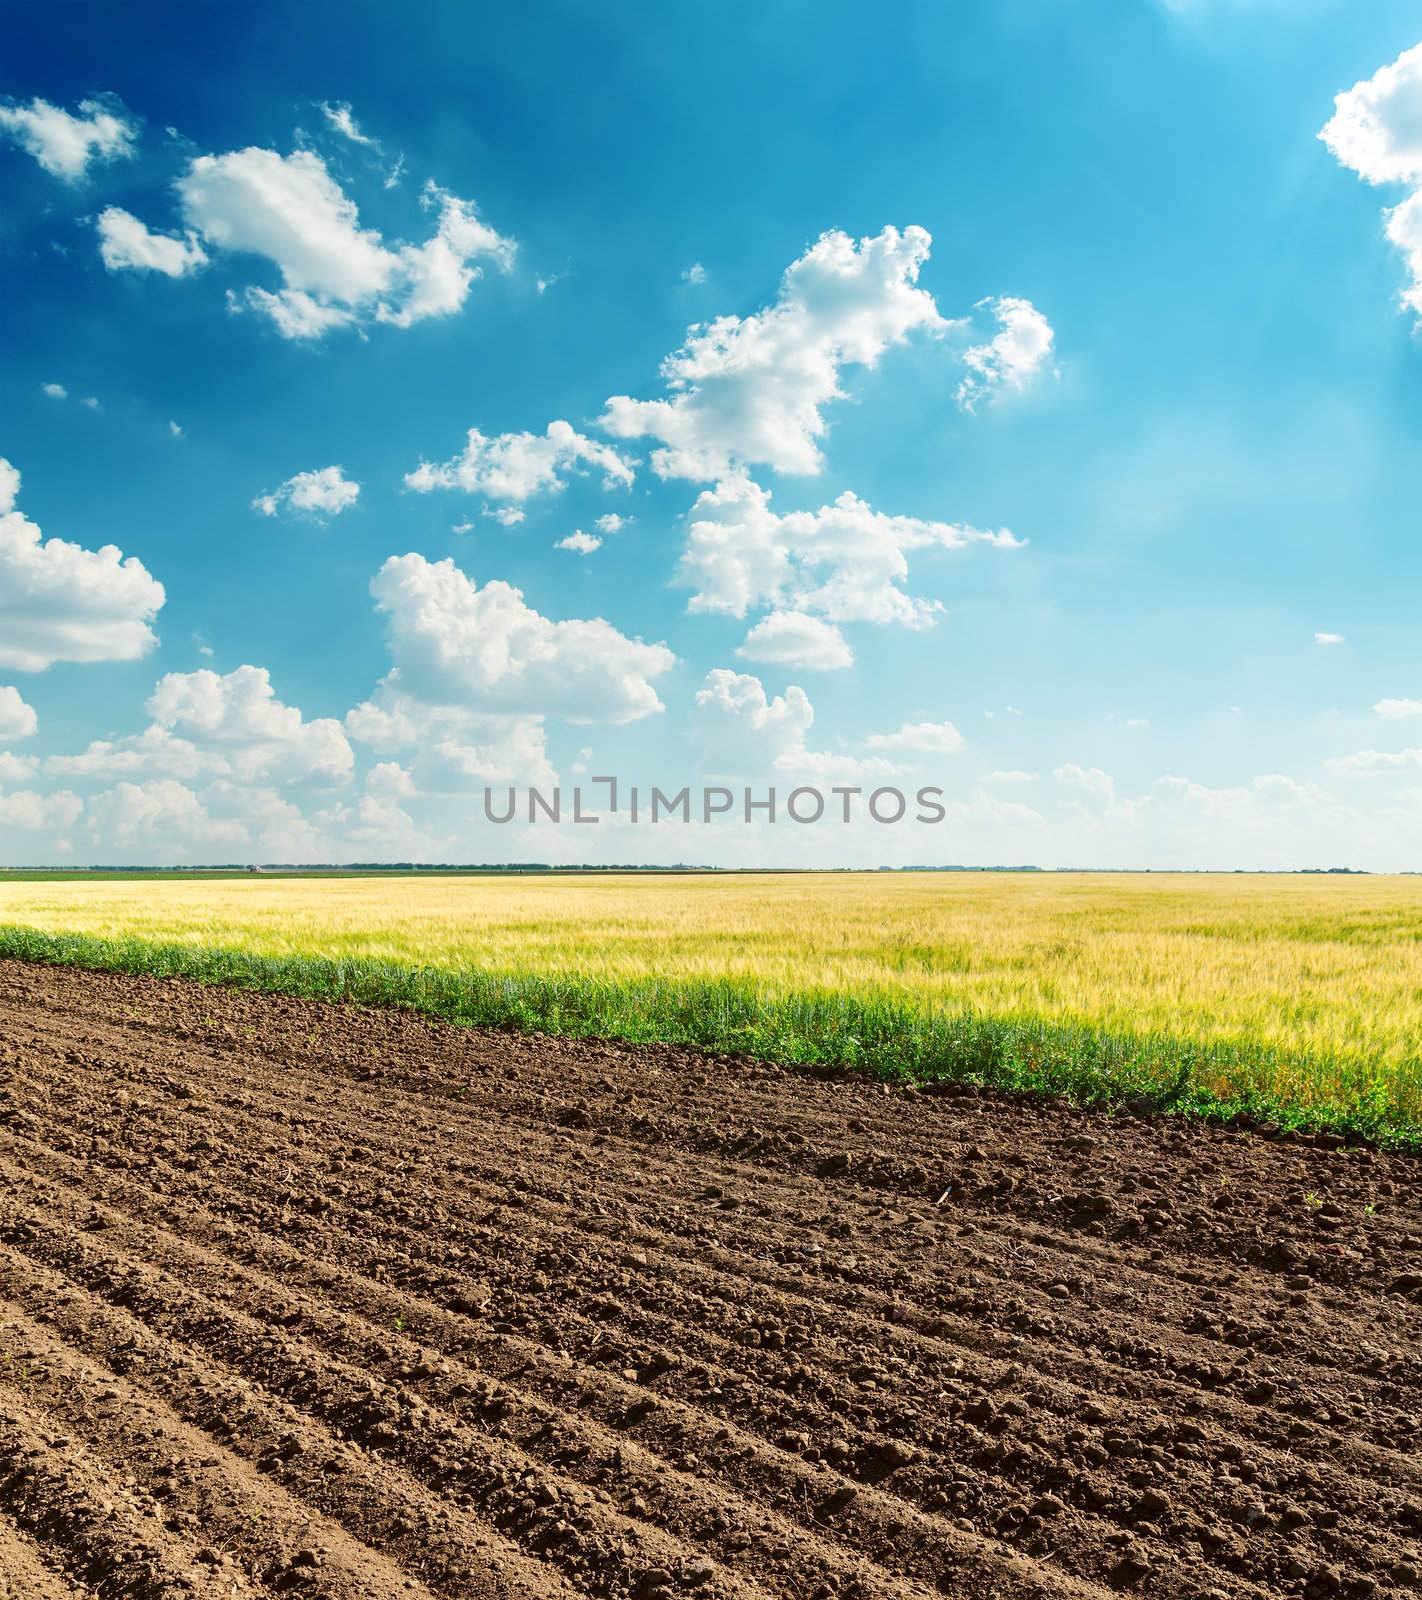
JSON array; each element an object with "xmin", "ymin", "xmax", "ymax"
[{"xmin": 0, "ymin": 958, "xmax": 1419, "ymax": 1599}]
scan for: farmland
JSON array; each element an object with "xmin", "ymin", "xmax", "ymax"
[
  {"xmin": 2, "ymin": 876, "xmax": 1422, "ymax": 1597},
  {"xmin": 2, "ymin": 869, "xmax": 1421, "ymax": 1141},
  {"xmin": 0, "ymin": 956, "xmax": 1419, "ymax": 1600}
]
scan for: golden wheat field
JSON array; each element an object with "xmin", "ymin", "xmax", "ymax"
[{"xmin": 5, "ymin": 870, "xmax": 1422, "ymax": 1070}]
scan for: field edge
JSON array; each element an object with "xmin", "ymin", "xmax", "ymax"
[{"xmin": 0, "ymin": 920, "xmax": 1416, "ymax": 1149}]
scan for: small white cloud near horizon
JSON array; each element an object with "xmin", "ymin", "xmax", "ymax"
[
  {"xmin": 253, "ymin": 465, "xmax": 360, "ymax": 520},
  {"xmin": 42, "ymin": 382, "xmax": 66, "ymax": 400},
  {"xmin": 681, "ymin": 262, "xmax": 707, "ymax": 285},
  {"xmin": 865, "ymin": 720, "xmax": 965, "ymax": 754},
  {"xmin": 738, "ymin": 611, "xmax": 854, "ymax": 671},
  {"xmin": 1314, "ymin": 631, "xmax": 1345, "ymax": 646},
  {"xmin": 1324, "ymin": 746, "xmax": 1422, "ymax": 774},
  {"xmin": 1375, "ymin": 697, "xmax": 1422, "ymax": 719},
  {"xmin": 0, "ymin": 95, "xmax": 136, "ymax": 182},
  {"xmin": 556, "ymin": 530, "xmax": 602, "ymax": 554}
]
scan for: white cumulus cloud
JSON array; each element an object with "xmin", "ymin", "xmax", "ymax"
[
  {"xmin": 1322, "ymin": 43, "xmax": 1422, "ymax": 315},
  {"xmin": 0, "ymin": 753, "xmax": 38, "ymax": 784},
  {"xmin": 406, "ymin": 419, "xmax": 635, "ymax": 503},
  {"xmin": 737, "ymin": 610, "xmax": 853, "ymax": 671},
  {"xmin": 679, "ymin": 473, "xmax": 1021, "ymax": 629},
  {"xmin": 556, "ymin": 530, "xmax": 601, "ymax": 554},
  {"xmin": 253, "ymin": 465, "xmax": 360, "ymax": 519},
  {"xmin": 0, "ymin": 95, "xmax": 135, "ymax": 182},
  {"xmin": 957, "ymin": 296, "xmax": 1056, "ymax": 411},
  {"xmin": 0, "ymin": 786, "xmax": 81, "ymax": 831},
  {"xmin": 87, "ymin": 779, "xmax": 247, "ymax": 848},
  {"xmin": 104, "ymin": 148, "xmax": 514, "ymax": 339},
  {"xmin": 865, "ymin": 720, "xmax": 964, "ymax": 754},
  {"xmin": 97, "ymin": 207, "xmax": 209, "ymax": 277},
  {"xmin": 368, "ymin": 553, "xmax": 675, "ymax": 724},
  {"xmin": 142, "ymin": 665, "xmax": 354, "ymax": 785},
  {"xmin": 1375, "ymin": 697, "xmax": 1422, "ymax": 719},
  {"xmin": 601, "ymin": 225, "xmax": 952, "ymax": 479},
  {"xmin": 0, "ymin": 687, "xmax": 38, "ymax": 742},
  {"xmin": 694, "ymin": 668, "xmax": 905, "ymax": 780},
  {"xmin": 0, "ymin": 457, "xmax": 165, "ymax": 672}
]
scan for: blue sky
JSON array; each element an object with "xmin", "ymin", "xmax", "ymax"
[{"xmin": 5, "ymin": 0, "xmax": 1422, "ymax": 867}]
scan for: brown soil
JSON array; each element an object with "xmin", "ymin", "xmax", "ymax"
[{"xmin": 0, "ymin": 959, "xmax": 1419, "ymax": 1600}]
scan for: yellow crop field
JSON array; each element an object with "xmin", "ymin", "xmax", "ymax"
[{"xmin": 5, "ymin": 869, "xmax": 1422, "ymax": 1072}]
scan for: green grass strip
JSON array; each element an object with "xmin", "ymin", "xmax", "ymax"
[{"xmin": 1, "ymin": 921, "xmax": 1418, "ymax": 1150}]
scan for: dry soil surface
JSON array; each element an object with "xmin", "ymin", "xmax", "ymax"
[{"xmin": 0, "ymin": 958, "xmax": 1419, "ymax": 1600}]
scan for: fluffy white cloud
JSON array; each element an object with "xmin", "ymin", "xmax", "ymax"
[
  {"xmin": 100, "ymin": 149, "xmax": 514, "ymax": 338},
  {"xmin": 1054, "ymin": 763, "xmax": 1118, "ymax": 803},
  {"xmin": 368, "ymin": 553, "xmax": 674, "ymax": 724},
  {"xmin": 47, "ymin": 724, "xmax": 221, "ymax": 782},
  {"xmin": 96, "ymin": 207, "xmax": 209, "ymax": 277},
  {"xmin": 42, "ymin": 382, "xmax": 66, "ymax": 400},
  {"xmin": 695, "ymin": 668, "xmax": 813, "ymax": 767},
  {"xmin": 0, "ymin": 686, "xmax": 38, "ymax": 741},
  {"xmin": 679, "ymin": 474, "xmax": 1022, "ymax": 628},
  {"xmin": 1321, "ymin": 43, "xmax": 1422, "ymax": 186},
  {"xmin": 595, "ymin": 512, "xmax": 632, "ymax": 533},
  {"xmin": 366, "ymin": 761, "xmax": 415, "ymax": 799},
  {"xmin": 556, "ymin": 530, "xmax": 601, "ymax": 554},
  {"xmin": 1375, "ymin": 697, "xmax": 1422, "ymax": 719},
  {"xmin": 86, "ymin": 779, "xmax": 248, "ymax": 848},
  {"xmin": 602, "ymin": 225, "xmax": 951, "ymax": 479},
  {"xmin": 0, "ymin": 95, "xmax": 135, "ymax": 181},
  {"xmin": 53, "ymin": 666, "xmax": 349, "ymax": 794},
  {"xmin": 253, "ymin": 465, "xmax": 360, "ymax": 519},
  {"xmin": 0, "ymin": 786, "xmax": 81, "ymax": 831},
  {"xmin": 145, "ymin": 666, "xmax": 353, "ymax": 784},
  {"xmin": 1322, "ymin": 44, "xmax": 1422, "ymax": 315},
  {"xmin": 406, "ymin": 420, "xmax": 636, "ymax": 503},
  {"xmin": 957, "ymin": 296, "xmax": 1056, "ymax": 411},
  {"xmin": 345, "ymin": 690, "xmax": 556, "ymax": 786},
  {"xmin": 1323, "ymin": 746, "xmax": 1422, "ymax": 774},
  {"xmin": 737, "ymin": 610, "xmax": 853, "ymax": 671},
  {"xmin": 0, "ymin": 752, "xmax": 38, "ymax": 783},
  {"xmin": 694, "ymin": 668, "xmax": 906, "ymax": 781},
  {"xmin": 865, "ymin": 720, "xmax": 964, "ymax": 754},
  {"xmin": 0, "ymin": 458, "xmax": 165, "ymax": 671},
  {"xmin": 1314, "ymin": 631, "xmax": 1345, "ymax": 646}
]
